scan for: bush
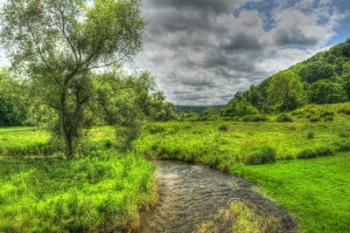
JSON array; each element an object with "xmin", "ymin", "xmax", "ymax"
[
  {"xmin": 297, "ymin": 146, "xmax": 334, "ymax": 159},
  {"xmin": 334, "ymin": 141, "xmax": 350, "ymax": 152},
  {"xmin": 323, "ymin": 115, "xmax": 334, "ymax": 121},
  {"xmin": 307, "ymin": 132, "xmax": 315, "ymax": 139},
  {"xmin": 339, "ymin": 131, "xmax": 350, "ymax": 138},
  {"xmin": 276, "ymin": 113, "xmax": 293, "ymax": 122},
  {"xmin": 221, "ymin": 100, "xmax": 258, "ymax": 117},
  {"xmin": 242, "ymin": 115, "xmax": 268, "ymax": 122},
  {"xmin": 309, "ymin": 115, "xmax": 321, "ymax": 123},
  {"xmin": 338, "ymin": 107, "xmax": 350, "ymax": 115},
  {"xmin": 320, "ymin": 111, "xmax": 334, "ymax": 117},
  {"xmin": 243, "ymin": 146, "xmax": 276, "ymax": 165},
  {"xmin": 218, "ymin": 124, "xmax": 229, "ymax": 132}
]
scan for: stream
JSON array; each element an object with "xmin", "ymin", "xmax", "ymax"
[{"xmin": 139, "ymin": 161, "xmax": 295, "ymax": 233}]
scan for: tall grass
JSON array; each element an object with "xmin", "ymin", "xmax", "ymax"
[{"xmin": 0, "ymin": 151, "xmax": 157, "ymax": 233}]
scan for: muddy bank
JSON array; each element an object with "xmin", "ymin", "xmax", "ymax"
[{"xmin": 139, "ymin": 161, "xmax": 295, "ymax": 233}]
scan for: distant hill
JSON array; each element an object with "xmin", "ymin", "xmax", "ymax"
[
  {"xmin": 175, "ymin": 105, "xmax": 224, "ymax": 114},
  {"xmin": 225, "ymin": 39, "xmax": 350, "ymax": 113}
]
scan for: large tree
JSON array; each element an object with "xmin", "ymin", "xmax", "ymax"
[
  {"xmin": 1, "ymin": 0, "xmax": 144, "ymax": 157},
  {"xmin": 268, "ymin": 71, "xmax": 306, "ymax": 112}
]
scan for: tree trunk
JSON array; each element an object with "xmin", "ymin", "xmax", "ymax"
[{"xmin": 59, "ymin": 90, "xmax": 74, "ymax": 159}]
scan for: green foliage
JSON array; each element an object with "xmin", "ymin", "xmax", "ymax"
[
  {"xmin": 309, "ymin": 80, "xmax": 347, "ymax": 104},
  {"xmin": 221, "ymin": 100, "xmax": 258, "ymax": 117},
  {"xmin": 93, "ymin": 69, "xmax": 175, "ymax": 152},
  {"xmin": 242, "ymin": 114, "xmax": 268, "ymax": 122},
  {"xmin": 298, "ymin": 61, "xmax": 336, "ymax": 82},
  {"xmin": 276, "ymin": 113, "xmax": 293, "ymax": 122},
  {"xmin": 342, "ymin": 74, "xmax": 350, "ymax": 99},
  {"xmin": 242, "ymin": 146, "xmax": 276, "ymax": 165},
  {"xmin": 1, "ymin": 0, "xmax": 145, "ymax": 157},
  {"xmin": 0, "ymin": 152, "xmax": 156, "ymax": 233},
  {"xmin": 225, "ymin": 40, "xmax": 350, "ymax": 111},
  {"xmin": 0, "ymin": 70, "xmax": 28, "ymax": 126},
  {"xmin": 268, "ymin": 71, "xmax": 306, "ymax": 111}
]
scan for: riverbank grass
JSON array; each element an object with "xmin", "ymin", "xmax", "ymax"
[
  {"xmin": 0, "ymin": 151, "xmax": 156, "ymax": 233},
  {"xmin": 233, "ymin": 152, "xmax": 350, "ymax": 233}
]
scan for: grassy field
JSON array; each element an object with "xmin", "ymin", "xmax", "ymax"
[
  {"xmin": 0, "ymin": 151, "xmax": 156, "ymax": 233},
  {"xmin": 234, "ymin": 153, "xmax": 350, "ymax": 233},
  {"xmin": 0, "ymin": 103, "xmax": 349, "ymax": 232}
]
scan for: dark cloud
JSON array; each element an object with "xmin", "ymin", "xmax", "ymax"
[
  {"xmin": 274, "ymin": 27, "xmax": 319, "ymax": 46},
  {"xmin": 145, "ymin": 0, "xmax": 236, "ymax": 12},
  {"xmin": 222, "ymin": 34, "xmax": 263, "ymax": 51}
]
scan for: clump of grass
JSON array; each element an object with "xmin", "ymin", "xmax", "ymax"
[
  {"xmin": 242, "ymin": 146, "xmax": 276, "ymax": 165},
  {"xmin": 276, "ymin": 113, "xmax": 293, "ymax": 122},
  {"xmin": 218, "ymin": 124, "xmax": 229, "ymax": 132},
  {"xmin": 334, "ymin": 141, "xmax": 350, "ymax": 152},
  {"xmin": 323, "ymin": 115, "xmax": 334, "ymax": 121},
  {"xmin": 297, "ymin": 146, "xmax": 334, "ymax": 159},
  {"xmin": 196, "ymin": 201, "xmax": 288, "ymax": 233},
  {"xmin": 321, "ymin": 111, "xmax": 335, "ymax": 117},
  {"xmin": 242, "ymin": 115, "xmax": 268, "ymax": 122},
  {"xmin": 307, "ymin": 132, "xmax": 315, "ymax": 139},
  {"xmin": 309, "ymin": 115, "xmax": 321, "ymax": 123},
  {"xmin": 338, "ymin": 107, "xmax": 350, "ymax": 115}
]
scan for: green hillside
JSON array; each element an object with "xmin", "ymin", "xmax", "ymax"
[{"xmin": 224, "ymin": 39, "xmax": 350, "ymax": 115}]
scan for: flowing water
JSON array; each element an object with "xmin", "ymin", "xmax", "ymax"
[{"xmin": 140, "ymin": 161, "xmax": 295, "ymax": 233}]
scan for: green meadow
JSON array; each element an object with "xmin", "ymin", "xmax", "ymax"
[{"xmin": 0, "ymin": 102, "xmax": 349, "ymax": 232}]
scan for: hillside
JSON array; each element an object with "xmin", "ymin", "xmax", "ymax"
[{"xmin": 225, "ymin": 39, "xmax": 350, "ymax": 114}]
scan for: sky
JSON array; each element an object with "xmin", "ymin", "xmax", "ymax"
[
  {"xmin": 132, "ymin": 0, "xmax": 350, "ymax": 105},
  {"xmin": 0, "ymin": 0, "xmax": 349, "ymax": 105}
]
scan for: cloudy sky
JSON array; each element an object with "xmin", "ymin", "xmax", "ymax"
[
  {"xmin": 0, "ymin": 0, "xmax": 349, "ymax": 105},
  {"xmin": 131, "ymin": 0, "xmax": 350, "ymax": 105}
]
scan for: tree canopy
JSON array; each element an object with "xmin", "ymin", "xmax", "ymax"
[{"xmin": 268, "ymin": 71, "xmax": 306, "ymax": 112}]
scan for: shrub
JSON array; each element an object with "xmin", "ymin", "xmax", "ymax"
[
  {"xmin": 276, "ymin": 113, "xmax": 293, "ymax": 122},
  {"xmin": 243, "ymin": 146, "xmax": 276, "ymax": 165},
  {"xmin": 323, "ymin": 115, "xmax": 334, "ymax": 121},
  {"xmin": 338, "ymin": 107, "xmax": 350, "ymax": 115},
  {"xmin": 218, "ymin": 124, "xmax": 229, "ymax": 132},
  {"xmin": 309, "ymin": 115, "xmax": 321, "ymax": 122},
  {"xmin": 297, "ymin": 146, "xmax": 334, "ymax": 159},
  {"xmin": 339, "ymin": 131, "xmax": 350, "ymax": 138},
  {"xmin": 221, "ymin": 100, "xmax": 258, "ymax": 117},
  {"xmin": 307, "ymin": 132, "xmax": 315, "ymax": 139},
  {"xmin": 242, "ymin": 115, "xmax": 268, "ymax": 122},
  {"xmin": 320, "ymin": 111, "xmax": 334, "ymax": 117},
  {"xmin": 334, "ymin": 141, "xmax": 350, "ymax": 152}
]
